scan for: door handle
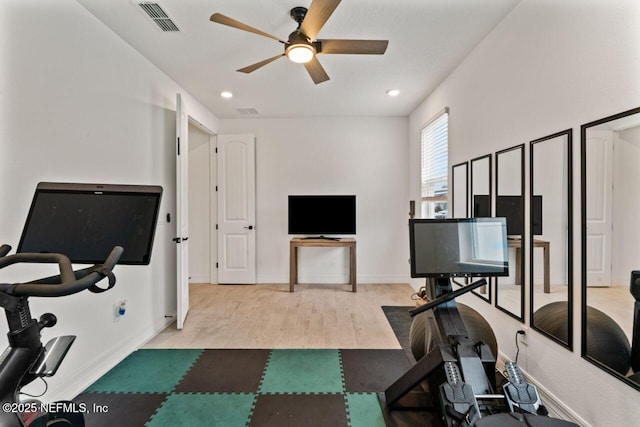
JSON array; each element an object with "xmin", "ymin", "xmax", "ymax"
[{"xmin": 244, "ymin": 225, "xmax": 254, "ymax": 230}]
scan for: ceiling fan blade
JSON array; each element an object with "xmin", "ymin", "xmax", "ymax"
[
  {"xmin": 210, "ymin": 13, "xmax": 285, "ymax": 43},
  {"xmin": 303, "ymin": 56, "xmax": 330, "ymax": 84},
  {"xmin": 237, "ymin": 54, "xmax": 285, "ymax": 73},
  {"xmin": 299, "ymin": 0, "xmax": 342, "ymax": 41},
  {"xmin": 317, "ymin": 39, "xmax": 389, "ymax": 55}
]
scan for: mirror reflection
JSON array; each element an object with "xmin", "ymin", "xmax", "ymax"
[
  {"xmin": 530, "ymin": 130, "xmax": 572, "ymax": 349},
  {"xmin": 470, "ymin": 154, "xmax": 492, "ymax": 302},
  {"xmin": 582, "ymin": 107, "xmax": 640, "ymax": 389},
  {"xmin": 495, "ymin": 145, "xmax": 525, "ymax": 321},
  {"xmin": 452, "ymin": 162, "xmax": 468, "ymax": 219}
]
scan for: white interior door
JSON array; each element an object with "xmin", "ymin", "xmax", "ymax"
[
  {"xmin": 217, "ymin": 134, "xmax": 256, "ymax": 284},
  {"xmin": 175, "ymin": 93, "xmax": 190, "ymax": 328},
  {"xmin": 586, "ymin": 130, "xmax": 613, "ymax": 287}
]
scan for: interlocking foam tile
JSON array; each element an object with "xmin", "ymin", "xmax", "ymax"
[
  {"xmin": 249, "ymin": 393, "xmax": 348, "ymax": 427},
  {"xmin": 259, "ymin": 349, "xmax": 344, "ymax": 394},
  {"xmin": 175, "ymin": 349, "xmax": 270, "ymax": 393},
  {"xmin": 85, "ymin": 349, "xmax": 203, "ymax": 393},
  {"xmin": 73, "ymin": 392, "xmax": 168, "ymax": 427},
  {"xmin": 381, "ymin": 306, "xmax": 415, "ymax": 362},
  {"xmin": 340, "ymin": 349, "xmax": 412, "ymax": 392},
  {"xmin": 147, "ymin": 393, "xmax": 255, "ymax": 427},
  {"xmin": 345, "ymin": 393, "xmax": 386, "ymax": 427}
]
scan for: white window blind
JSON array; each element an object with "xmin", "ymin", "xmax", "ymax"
[{"xmin": 421, "ymin": 111, "xmax": 449, "ymax": 202}]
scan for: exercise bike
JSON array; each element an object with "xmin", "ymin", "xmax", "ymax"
[{"xmin": 0, "ymin": 244, "xmax": 123, "ymax": 427}]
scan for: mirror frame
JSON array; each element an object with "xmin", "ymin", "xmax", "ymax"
[
  {"xmin": 581, "ymin": 106, "xmax": 640, "ymax": 390},
  {"xmin": 451, "ymin": 161, "xmax": 469, "ymax": 219},
  {"xmin": 470, "ymin": 154, "xmax": 493, "ymax": 303},
  {"xmin": 529, "ymin": 129, "xmax": 573, "ymax": 350},
  {"xmin": 494, "ymin": 144, "xmax": 525, "ymax": 322}
]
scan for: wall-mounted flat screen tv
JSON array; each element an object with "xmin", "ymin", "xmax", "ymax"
[
  {"xmin": 288, "ymin": 195, "xmax": 356, "ymax": 235},
  {"xmin": 495, "ymin": 195, "xmax": 543, "ymax": 236},
  {"xmin": 409, "ymin": 218, "xmax": 509, "ymax": 278},
  {"xmin": 18, "ymin": 182, "xmax": 163, "ymax": 265}
]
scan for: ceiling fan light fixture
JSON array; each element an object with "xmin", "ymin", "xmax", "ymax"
[{"xmin": 286, "ymin": 43, "xmax": 315, "ymax": 64}]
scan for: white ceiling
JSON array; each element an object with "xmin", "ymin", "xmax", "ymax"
[{"xmin": 76, "ymin": 0, "xmax": 521, "ymax": 118}]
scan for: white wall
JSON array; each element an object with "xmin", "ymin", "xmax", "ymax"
[
  {"xmin": 0, "ymin": 0, "xmax": 218, "ymax": 401},
  {"xmin": 409, "ymin": 0, "xmax": 640, "ymax": 425},
  {"xmin": 217, "ymin": 117, "xmax": 410, "ymax": 284}
]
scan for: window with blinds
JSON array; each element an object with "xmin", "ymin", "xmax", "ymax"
[{"xmin": 421, "ymin": 110, "xmax": 449, "ymax": 218}]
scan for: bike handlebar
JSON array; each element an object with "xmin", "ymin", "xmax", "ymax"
[
  {"xmin": 0, "ymin": 245, "xmax": 10, "ymax": 258},
  {"xmin": 0, "ymin": 246, "xmax": 123, "ymax": 298}
]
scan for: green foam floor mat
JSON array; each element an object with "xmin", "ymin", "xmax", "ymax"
[{"xmin": 76, "ymin": 349, "xmax": 400, "ymax": 426}]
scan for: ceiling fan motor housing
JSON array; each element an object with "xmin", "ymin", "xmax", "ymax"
[{"xmin": 287, "ymin": 30, "xmax": 312, "ymax": 47}]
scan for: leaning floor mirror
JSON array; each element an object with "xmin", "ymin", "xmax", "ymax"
[
  {"xmin": 452, "ymin": 162, "xmax": 469, "ymax": 219},
  {"xmin": 529, "ymin": 130, "xmax": 573, "ymax": 349},
  {"xmin": 495, "ymin": 145, "xmax": 525, "ymax": 321},
  {"xmin": 582, "ymin": 106, "xmax": 640, "ymax": 390},
  {"xmin": 470, "ymin": 154, "xmax": 492, "ymax": 302}
]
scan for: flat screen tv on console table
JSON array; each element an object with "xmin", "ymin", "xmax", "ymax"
[{"xmin": 288, "ymin": 195, "xmax": 357, "ymax": 291}]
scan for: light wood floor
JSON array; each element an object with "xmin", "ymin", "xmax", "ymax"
[{"xmin": 144, "ymin": 283, "xmax": 415, "ymax": 349}]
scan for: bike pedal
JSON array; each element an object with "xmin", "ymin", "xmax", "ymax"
[
  {"xmin": 503, "ymin": 361, "xmax": 542, "ymax": 414},
  {"xmin": 440, "ymin": 362, "xmax": 480, "ymax": 423}
]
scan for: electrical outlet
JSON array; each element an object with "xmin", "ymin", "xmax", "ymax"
[
  {"xmin": 517, "ymin": 329, "xmax": 528, "ymax": 346},
  {"xmin": 113, "ymin": 300, "xmax": 127, "ymax": 322}
]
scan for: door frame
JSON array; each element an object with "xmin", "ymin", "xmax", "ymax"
[{"xmin": 209, "ymin": 135, "xmax": 218, "ymax": 284}]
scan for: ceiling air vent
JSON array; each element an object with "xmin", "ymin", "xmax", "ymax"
[
  {"xmin": 235, "ymin": 108, "xmax": 259, "ymax": 115},
  {"xmin": 137, "ymin": 2, "xmax": 180, "ymax": 32}
]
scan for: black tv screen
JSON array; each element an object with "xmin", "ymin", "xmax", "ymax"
[
  {"xmin": 18, "ymin": 182, "xmax": 163, "ymax": 265},
  {"xmin": 496, "ymin": 195, "xmax": 543, "ymax": 236},
  {"xmin": 288, "ymin": 195, "xmax": 356, "ymax": 235},
  {"xmin": 409, "ymin": 218, "xmax": 509, "ymax": 278}
]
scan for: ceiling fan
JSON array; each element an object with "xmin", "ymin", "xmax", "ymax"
[{"xmin": 210, "ymin": 0, "xmax": 388, "ymax": 84}]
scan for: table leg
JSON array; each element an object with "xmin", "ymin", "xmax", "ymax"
[
  {"xmin": 290, "ymin": 243, "xmax": 297, "ymax": 292},
  {"xmin": 543, "ymin": 244, "xmax": 550, "ymax": 293},
  {"xmin": 515, "ymin": 247, "xmax": 522, "ymax": 286},
  {"xmin": 350, "ymin": 243, "xmax": 357, "ymax": 292}
]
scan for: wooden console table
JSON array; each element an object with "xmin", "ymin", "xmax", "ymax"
[
  {"xmin": 508, "ymin": 238, "xmax": 550, "ymax": 293},
  {"xmin": 289, "ymin": 238, "xmax": 357, "ymax": 292}
]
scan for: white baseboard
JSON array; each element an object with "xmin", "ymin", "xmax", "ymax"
[
  {"xmin": 496, "ymin": 352, "xmax": 590, "ymax": 427},
  {"xmin": 293, "ymin": 275, "xmax": 409, "ymax": 284}
]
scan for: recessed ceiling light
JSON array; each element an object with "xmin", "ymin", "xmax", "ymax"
[
  {"xmin": 386, "ymin": 89, "xmax": 400, "ymax": 97},
  {"xmin": 220, "ymin": 91, "xmax": 233, "ymax": 99}
]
